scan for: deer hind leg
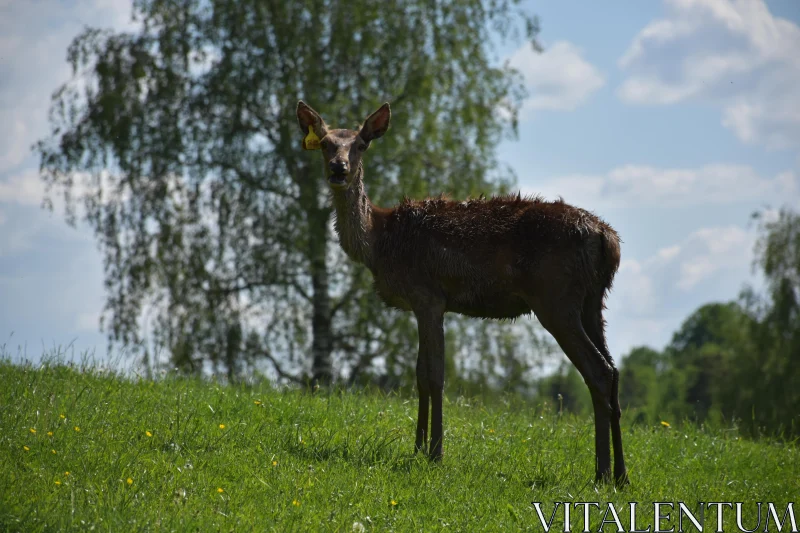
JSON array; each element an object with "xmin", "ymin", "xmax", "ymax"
[
  {"xmin": 534, "ymin": 301, "xmax": 614, "ymax": 483},
  {"xmin": 582, "ymin": 293, "xmax": 628, "ymax": 486}
]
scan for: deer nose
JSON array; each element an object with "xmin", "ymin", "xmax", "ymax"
[{"xmin": 330, "ymin": 160, "xmax": 348, "ymax": 174}]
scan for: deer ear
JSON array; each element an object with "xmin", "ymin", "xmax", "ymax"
[
  {"xmin": 296, "ymin": 101, "xmax": 328, "ymax": 150},
  {"xmin": 360, "ymin": 103, "xmax": 391, "ymax": 142}
]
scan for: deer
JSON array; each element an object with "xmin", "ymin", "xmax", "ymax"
[{"xmin": 296, "ymin": 100, "xmax": 629, "ymax": 485}]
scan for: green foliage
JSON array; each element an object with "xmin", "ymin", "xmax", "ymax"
[
  {"xmin": 618, "ymin": 347, "xmax": 662, "ymax": 424},
  {"xmin": 730, "ymin": 207, "xmax": 800, "ymax": 435},
  {"xmin": 534, "ymin": 362, "xmax": 591, "ymax": 416},
  {"xmin": 659, "ymin": 302, "xmax": 752, "ymax": 424},
  {"xmin": 36, "ymin": 0, "xmax": 545, "ymax": 385},
  {"xmin": 2, "ymin": 360, "xmax": 797, "ymax": 531}
]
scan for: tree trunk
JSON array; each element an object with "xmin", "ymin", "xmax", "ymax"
[{"xmin": 308, "ymin": 205, "xmax": 333, "ymax": 385}]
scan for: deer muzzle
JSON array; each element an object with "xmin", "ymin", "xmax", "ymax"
[{"xmin": 328, "ymin": 160, "xmax": 349, "ymax": 186}]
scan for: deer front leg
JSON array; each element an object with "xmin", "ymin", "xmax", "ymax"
[
  {"xmin": 414, "ymin": 305, "xmax": 446, "ymax": 462},
  {"xmin": 414, "ymin": 355, "xmax": 430, "ymax": 454}
]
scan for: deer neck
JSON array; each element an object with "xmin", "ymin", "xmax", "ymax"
[{"xmin": 330, "ymin": 163, "xmax": 375, "ymax": 267}]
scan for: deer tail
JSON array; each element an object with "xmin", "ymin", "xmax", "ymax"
[{"xmin": 599, "ymin": 224, "xmax": 621, "ymax": 294}]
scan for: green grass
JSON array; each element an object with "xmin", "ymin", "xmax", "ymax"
[{"xmin": 1, "ymin": 359, "xmax": 797, "ymax": 532}]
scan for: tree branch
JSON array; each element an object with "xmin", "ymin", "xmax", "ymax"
[
  {"xmin": 331, "ymin": 278, "xmax": 363, "ymax": 317},
  {"xmin": 347, "ymin": 350, "xmax": 380, "ymax": 387},
  {"xmin": 215, "ymin": 280, "xmax": 268, "ymax": 296},
  {"xmin": 290, "ymin": 280, "xmax": 312, "ymax": 303},
  {"xmin": 216, "ymin": 159, "xmax": 298, "ymax": 201},
  {"xmin": 261, "ymin": 349, "xmax": 305, "ymax": 385}
]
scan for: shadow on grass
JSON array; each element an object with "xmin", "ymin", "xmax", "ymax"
[
  {"xmin": 282, "ymin": 426, "xmax": 412, "ymax": 469},
  {"xmin": 524, "ymin": 472, "xmax": 558, "ymax": 490}
]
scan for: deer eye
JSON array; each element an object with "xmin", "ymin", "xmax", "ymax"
[{"xmin": 357, "ymin": 141, "xmax": 368, "ymax": 152}]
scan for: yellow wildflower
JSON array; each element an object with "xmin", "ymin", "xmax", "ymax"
[
  {"xmin": 51, "ymin": 449, "xmax": 57, "ymax": 455},
  {"xmin": 217, "ymin": 487, "xmax": 224, "ymax": 493},
  {"xmin": 145, "ymin": 431, "xmax": 153, "ymax": 437},
  {"xmin": 390, "ymin": 500, "xmax": 398, "ymax": 507},
  {"xmin": 23, "ymin": 445, "xmax": 30, "ymax": 451},
  {"xmin": 60, "ymin": 414, "xmax": 65, "ymax": 419},
  {"xmin": 55, "ymin": 480, "xmax": 61, "ymax": 485},
  {"xmin": 65, "ymin": 472, "xmax": 70, "ymax": 476},
  {"xmin": 47, "ymin": 431, "xmax": 53, "ymax": 437},
  {"xmin": 272, "ymin": 461, "xmax": 278, "ymax": 467},
  {"xmin": 219, "ymin": 424, "xmax": 225, "ymax": 429},
  {"xmin": 29, "ymin": 428, "xmax": 37, "ymax": 434},
  {"xmin": 253, "ymin": 400, "xmax": 262, "ymax": 405},
  {"xmin": 126, "ymin": 477, "xmax": 133, "ymax": 485},
  {"xmin": 74, "ymin": 426, "xmax": 80, "ymax": 432},
  {"xmin": 488, "ymin": 429, "xmax": 495, "ymax": 434},
  {"xmin": 292, "ymin": 499, "xmax": 300, "ymax": 507},
  {"xmin": 660, "ymin": 421, "xmax": 671, "ymax": 428}
]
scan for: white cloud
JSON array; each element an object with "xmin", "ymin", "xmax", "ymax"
[
  {"xmin": 508, "ymin": 41, "xmax": 605, "ymax": 116},
  {"xmin": 606, "ymin": 224, "xmax": 757, "ymax": 356},
  {"xmin": 0, "ymin": 169, "xmax": 47, "ymax": 206},
  {"xmin": 616, "ymin": 259, "xmax": 657, "ymax": 314},
  {"xmin": 613, "ymin": 225, "xmax": 754, "ymax": 305},
  {"xmin": 0, "ymin": 119, "xmax": 29, "ymax": 171},
  {"xmin": 0, "ymin": 0, "xmax": 137, "ymax": 177},
  {"xmin": 617, "ymin": 0, "xmax": 800, "ymax": 150},
  {"xmin": 657, "ymin": 245, "xmax": 680, "ymax": 261},
  {"xmin": 76, "ymin": 311, "xmax": 101, "ymax": 332},
  {"xmin": 0, "ymin": 0, "xmax": 134, "ymax": 357},
  {"xmin": 675, "ymin": 225, "xmax": 752, "ymax": 289},
  {"xmin": 525, "ymin": 164, "xmax": 798, "ymax": 210},
  {"xmin": 0, "ymin": 170, "xmax": 47, "ymax": 255},
  {"xmin": 0, "ymin": 165, "xmax": 128, "ymax": 228},
  {"xmin": 610, "ymin": 317, "xmax": 673, "ymax": 360}
]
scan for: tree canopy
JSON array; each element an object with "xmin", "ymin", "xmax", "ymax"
[{"xmin": 37, "ymin": 0, "xmax": 546, "ymax": 386}]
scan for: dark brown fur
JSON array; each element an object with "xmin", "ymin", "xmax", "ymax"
[
  {"xmin": 373, "ymin": 194, "xmax": 620, "ymax": 316},
  {"xmin": 297, "ymin": 101, "xmax": 628, "ymax": 485}
]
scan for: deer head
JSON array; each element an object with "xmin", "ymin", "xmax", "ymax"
[{"xmin": 296, "ymin": 101, "xmax": 391, "ymax": 190}]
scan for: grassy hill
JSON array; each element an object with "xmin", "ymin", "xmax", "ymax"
[{"xmin": 1, "ymin": 359, "xmax": 797, "ymax": 532}]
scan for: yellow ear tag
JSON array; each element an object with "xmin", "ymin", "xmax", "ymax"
[{"xmin": 303, "ymin": 126, "xmax": 321, "ymax": 150}]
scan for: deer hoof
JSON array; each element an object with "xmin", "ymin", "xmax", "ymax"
[
  {"xmin": 614, "ymin": 471, "xmax": 630, "ymax": 487},
  {"xmin": 594, "ymin": 470, "xmax": 613, "ymax": 485}
]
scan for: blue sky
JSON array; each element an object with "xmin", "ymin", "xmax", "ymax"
[{"xmin": 1, "ymin": 0, "xmax": 799, "ymax": 369}]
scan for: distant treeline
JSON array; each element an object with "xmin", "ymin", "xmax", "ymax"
[{"xmin": 535, "ymin": 208, "xmax": 800, "ymax": 438}]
